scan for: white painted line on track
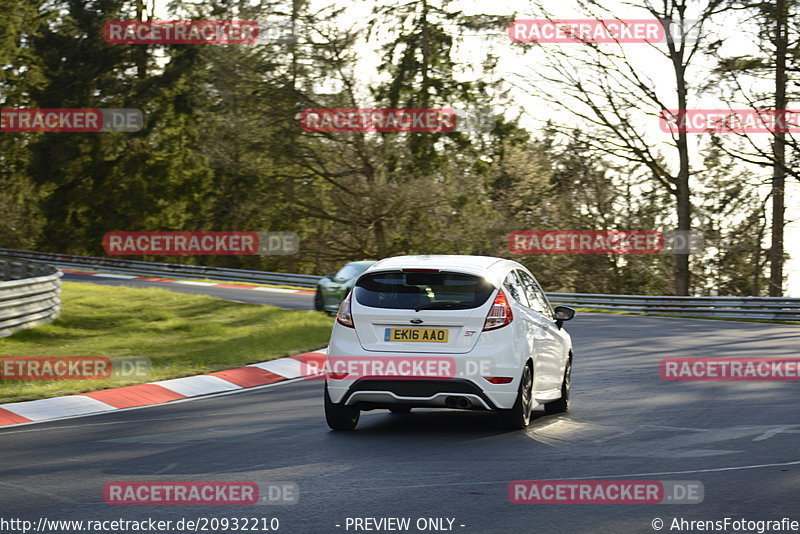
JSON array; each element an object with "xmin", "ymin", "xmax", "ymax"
[
  {"xmin": 93, "ymin": 273, "xmax": 137, "ymax": 279},
  {"xmin": 570, "ymin": 459, "xmax": 800, "ymax": 479},
  {"xmin": 172, "ymin": 281, "xmax": 218, "ymax": 286},
  {"xmin": 752, "ymin": 425, "xmax": 796, "ymax": 441},
  {"xmin": 299, "ymin": 459, "xmax": 800, "ymax": 494}
]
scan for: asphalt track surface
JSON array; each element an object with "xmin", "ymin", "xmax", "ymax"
[
  {"xmin": 61, "ymin": 272, "xmax": 314, "ymax": 309},
  {"xmin": 1, "ymin": 276, "xmax": 799, "ymax": 534}
]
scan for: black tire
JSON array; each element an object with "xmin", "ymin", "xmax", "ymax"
[
  {"xmin": 498, "ymin": 364, "xmax": 534, "ymax": 430},
  {"xmin": 313, "ymin": 288, "xmax": 325, "ymax": 311},
  {"xmin": 544, "ymin": 356, "xmax": 571, "ymax": 415},
  {"xmin": 324, "ymin": 384, "xmax": 360, "ymax": 430},
  {"xmin": 389, "ymin": 406, "xmax": 412, "ymax": 414}
]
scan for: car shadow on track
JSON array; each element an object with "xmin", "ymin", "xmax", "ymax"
[{"xmin": 330, "ymin": 408, "xmax": 555, "ymax": 436}]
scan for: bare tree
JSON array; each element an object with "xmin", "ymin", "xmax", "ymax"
[
  {"xmin": 706, "ymin": 0, "xmax": 799, "ymax": 296},
  {"xmin": 514, "ymin": 0, "xmax": 726, "ymax": 294}
]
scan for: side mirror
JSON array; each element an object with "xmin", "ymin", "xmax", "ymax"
[
  {"xmin": 554, "ymin": 306, "xmax": 575, "ymax": 329},
  {"xmin": 324, "ymin": 273, "xmax": 334, "ymax": 280}
]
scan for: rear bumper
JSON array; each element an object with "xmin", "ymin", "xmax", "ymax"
[
  {"xmin": 327, "ymin": 374, "xmax": 519, "ymax": 410},
  {"xmin": 327, "ymin": 322, "xmax": 524, "ymax": 410},
  {"xmin": 340, "ymin": 378, "xmax": 498, "ymax": 410}
]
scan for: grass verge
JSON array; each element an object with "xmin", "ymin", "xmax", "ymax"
[
  {"xmin": 0, "ymin": 282, "xmax": 333, "ymax": 403},
  {"xmin": 64, "ymin": 268, "xmax": 315, "ymax": 291}
]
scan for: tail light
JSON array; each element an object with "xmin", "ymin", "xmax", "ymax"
[
  {"xmin": 336, "ymin": 291, "xmax": 355, "ymax": 328},
  {"xmin": 484, "ymin": 376, "xmax": 513, "ymax": 384},
  {"xmin": 483, "ymin": 288, "xmax": 513, "ymax": 331},
  {"xmin": 327, "ymin": 372, "xmax": 349, "ymax": 380}
]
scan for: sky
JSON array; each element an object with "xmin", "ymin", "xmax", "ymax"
[{"xmin": 149, "ymin": 0, "xmax": 799, "ymax": 296}]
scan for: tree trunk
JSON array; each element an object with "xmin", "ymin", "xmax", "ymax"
[
  {"xmin": 769, "ymin": 0, "xmax": 787, "ymax": 296},
  {"xmin": 674, "ymin": 63, "xmax": 692, "ymax": 295}
]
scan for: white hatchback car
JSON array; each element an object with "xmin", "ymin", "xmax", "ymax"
[{"xmin": 324, "ymin": 255, "xmax": 575, "ymax": 430}]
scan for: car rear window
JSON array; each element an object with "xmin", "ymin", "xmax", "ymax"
[{"xmin": 354, "ymin": 271, "xmax": 495, "ymax": 310}]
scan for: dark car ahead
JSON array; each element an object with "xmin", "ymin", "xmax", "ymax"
[{"xmin": 314, "ymin": 261, "xmax": 377, "ymax": 314}]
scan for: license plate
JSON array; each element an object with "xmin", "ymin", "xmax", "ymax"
[{"xmin": 384, "ymin": 328, "xmax": 448, "ymax": 343}]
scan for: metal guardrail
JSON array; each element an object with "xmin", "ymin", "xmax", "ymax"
[
  {"xmin": 0, "ymin": 258, "xmax": 62, "ymax": 337},
  {"xmin": 0, "ymin": 248, "xmax": 321, "ymax": 288},
  {"xmin": 546, "ymin": 293, "xmax": 800, "ymax": 321},
  {"xmin": 2, "ymin": 248, "xmax": 798, "ymax": 321}
]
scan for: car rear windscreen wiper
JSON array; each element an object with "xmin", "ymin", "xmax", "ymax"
[{"xmin": 414, "ymin": 302, "xmax": 472, "ymax": 312}]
